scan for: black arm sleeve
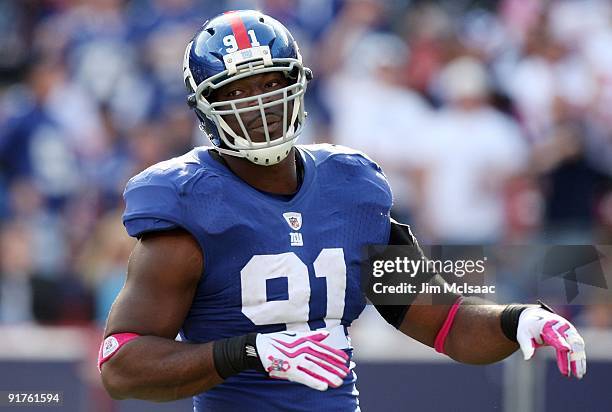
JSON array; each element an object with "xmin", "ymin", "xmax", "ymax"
[{"xmin": 373, "ymin": 218, "xmax": 435, "ymax": 328}]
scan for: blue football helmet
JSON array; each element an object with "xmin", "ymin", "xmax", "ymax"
[{"xmin": 183, "ymin": 10, "xmax": 312, "ymax": 165}]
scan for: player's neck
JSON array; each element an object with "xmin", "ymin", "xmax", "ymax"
[{"xmin": 219, "ymin": 148, "xmax": 300, "ymax": 195}]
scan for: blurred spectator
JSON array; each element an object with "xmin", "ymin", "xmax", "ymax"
[
  {"xmin": 0, "ymin": 221, "xmax": 93, "ymax": 325},
  {"xmin": 8, "ymin": 178, "xmax": 66, "ymax": 275},
  {"xmin": 529, "ymin": 97, "xmax": 607, "ymax": 241},
  {"xmin": 76, "ymin": 207, "xmax": 135, "ymax": 324},
  {"xmin": 504, "ymin": 18, "xmax": 595, "ymax": 142},
  {"xmin": 0, "ymin": 222, "xmax": 35, "ymax": 323},
  {"xmin": 317, "ymin": 0, "xmax": 387, "ymax": 75},
  {"xmin": 400, "ymin": 4, "xmax": 453, "ymax": 97},
  {"xmin": 0, "ymin": 56, "xmax": 101, "ymax": 201},
  {"xmin": 324, "ymin": 32, "xmax": 432, "ymax": 220},
  {"xmin": 0, "ymin": 1, "xmax": 36, "ymax": 84},
  {"xmin": 414, "ymin": 56, "xmax": 528, "ymax": 243}
]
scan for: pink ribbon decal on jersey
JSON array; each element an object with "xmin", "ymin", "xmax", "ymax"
[
  {"xmin": 97, "ymin": 333, "xmax": 140, "ymax": 371},
  {"xmin": 434, "ymin": 296, "xmax": 464, "ymax": 354},
  {"xmin": 224, "ymin": 11, "xmax": 251, "ymax": 50}
]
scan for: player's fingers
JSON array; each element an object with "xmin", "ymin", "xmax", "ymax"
[
  {"xmin": 556, "ymin": 322, "xmax": 570, "ymax": 338},
  {"xmin": 563, "ymin": 328, "xmax": 585, "ymax": 352},
  {"xmin": 570, "ymin": 359, "xmax": 586, "ymax": 379},
  {"xmin": 298, "ymin": 360, "xmax": 345, "ymax": 389},
  {"xmin": 303, "ymin": 346, "xmax": 348, "ymax": 371},
  {"xmin": 552, "ymin": 333, "xmax": 571, "ymax": 377},
  {"xmin": 305, "ymin": 355, "xmax": 349, "ymax": 378},
  {"xmin": 537, "ymin": 320, "xmax": 572, "ymax": 375},
  {"xmin": 270, "ymin": 368, "xmax": 328, "ymax": 391},
  {"xmin": 272, "ymin": 331, "xmax": 348, "ymax": 364},
  {"xmin": 517, "ymin": 333, "xmax": 536, "ymax": 361},
  {"xmin": 308, "ymin": 355, "xmax": 349, "ymax": 376},
  {"xmin": 271, "ymin": 342, "xmax": 348, "ymax": 371},
  {"xmin": 566, "ymin": 330, "xmax": 586, "ymax": 379},
  {"xmin": 546, "ymin": 329, "xmax": 572, "ymax": 376},
  {"xmin": 541, "ymin": 320, "xmax": 572, "ymax": 352},
  {"xmin": 555, "ymin": 321, "xmax": 586, "ymax": 379},
  {"xmin": 555, "ymin": 343, "xmax": 571, "ymax": 377},
  {"xmin": 309, "ymin": 339, "xmax": 350, "ymax": 363}
]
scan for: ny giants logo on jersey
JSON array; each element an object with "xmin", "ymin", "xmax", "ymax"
[{"xmin": 283, "ymin": 212, "xmax": 303, "ymax": 246}]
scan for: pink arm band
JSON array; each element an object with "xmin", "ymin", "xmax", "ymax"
[
  {"xmin": 98, "ymin": 333, "xmax": 140, "ymax": 371},
  {"xmin": 433, "ymin": 296, "xmax": 463, "ymax": 354}
]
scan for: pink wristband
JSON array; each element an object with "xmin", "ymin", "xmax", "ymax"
[
  {"xmin": 434, "ymin": 296, "xmax": 463, "ymax": 354},
  {"xmin": 98, "ymin": 333, "xmax": 140, "ymax": 371}
]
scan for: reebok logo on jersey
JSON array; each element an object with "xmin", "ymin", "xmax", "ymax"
[{"xmin": 283, "ymin": 212, "xmax": 302, "ymax": 231}]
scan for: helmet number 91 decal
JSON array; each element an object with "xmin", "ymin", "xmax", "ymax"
[{"xmin": 224, "ymin": 30, "xmax": 261, "ymax": 53}]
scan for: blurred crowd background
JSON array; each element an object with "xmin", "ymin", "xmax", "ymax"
[{"xmin": 1, "ymin": 0, "xmax": 611, "ymax": 331}]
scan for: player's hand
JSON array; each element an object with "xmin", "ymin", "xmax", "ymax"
[
  {"xmin": 517, "ymin": 307, "xmax": 586, "ymax": 379},
  {"xmin": 255, "ymin": 330, "xmax": 349, "ymax": 391}
]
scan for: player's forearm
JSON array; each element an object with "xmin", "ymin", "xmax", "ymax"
[
  {"xmin": 444, "ymin": 298, "xmax": 519, "ymax": 364},
  {"xmin": 100, "ymin": 336, "xmax": 222, "ymax": 402}
]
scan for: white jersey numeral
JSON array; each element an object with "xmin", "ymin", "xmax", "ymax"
[
  {"xmin": 313, "ymin": 249, "xmax": 346, "ymax": 329},
  {"xmin": 240, "ymin": 249, "xmax": 347, "ymax": 331}
]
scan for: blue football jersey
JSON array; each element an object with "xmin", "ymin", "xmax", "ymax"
[{"xmin": 122, "ymin": 144, "xmax": 392, "ymax": 411}]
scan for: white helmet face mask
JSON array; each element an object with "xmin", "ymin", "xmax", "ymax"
[{"xmin": 184, "ymin": 43, "xmax": 309, "ymax": 166}]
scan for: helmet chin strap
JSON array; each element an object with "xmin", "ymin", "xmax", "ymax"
[
  {"xmin": 239, "ymin": 126, "xmax": 297, "ymax": 166},
  {"xmin": 211, "ymin": 137, "xmax": 295, "ymax": 166},
  {"xmin": 212, "ymin": 113, "xmax": 299, "ymax": 165}
]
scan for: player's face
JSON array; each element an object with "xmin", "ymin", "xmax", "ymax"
[{"xmin": 210, "ymin": 72, "xmax": 293, "ymax": 143}]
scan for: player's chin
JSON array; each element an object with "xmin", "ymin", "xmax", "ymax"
[{"xmin": 248, "ymin": 120, "xmax": 284, "ymax": 142}]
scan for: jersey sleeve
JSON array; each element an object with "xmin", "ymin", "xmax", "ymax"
[
  {"xmin": 122, "ymin": 217, "xmax": 179, "ymax": 237},
  {"xmin": 318, "ymin": 144, "xmax": 394, "ymax": 204},
  {"xmin": 122, "ymin": 170, "xmax": 185, "ymax": 238},
  {"xmin": 326, "ymin": 145, "xmax": 394, "ymax": 242},
  {"xmin": 353, "ymin": 150, "xmax": 394, "ymax": 239}
]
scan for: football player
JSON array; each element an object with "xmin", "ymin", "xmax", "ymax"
[{"xmin": 99, "ymin": 10, "xmax": 586, "ymax": 411}]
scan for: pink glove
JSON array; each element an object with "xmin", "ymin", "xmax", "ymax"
[
  {"xmin": 517, "ymin": 307, "xmax": 586, "ymax": 379},
  {"xmin": 256, "ymin": 330, "xmax": 349, "ymax": 391}
]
